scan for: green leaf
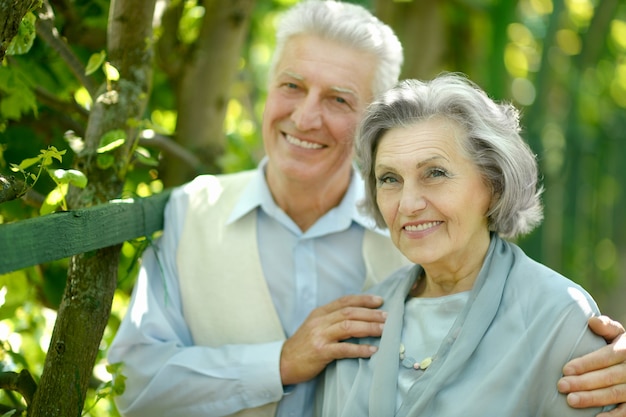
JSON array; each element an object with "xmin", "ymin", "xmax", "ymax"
[
  {"xmin": 134, "ymin": 149, "xmax": 159, "ymax": 167},
  {"xmin": 40, "ymin": 146, "xmax": 66, "ymax": 165},
  {"xmin": 6, "ymin": 12, "xmax": 36, "ymax": 56},
  {"xmin": 0, "ymin": 87, "xmax": 37, "ymax": 120},
  {"xmin": 97, "ymin": 154, "xmax": 115, "ymax": 169},
  {"xmin": 15, "ymin": 156, "xmax": 41, "ymax": 171},
  {"xmin": 103, "ymin": 62, "xmax": 120, "ymax": 82},
  {"xmin": 106, "ymin": 362, "xmax": 127, "ymax": 396},
  {"xmin": 97, "ymin": 130, "xmax": 126, "ymax": 153},
  {"xmin": 40, "ymin": 184, "xmax": 67, "ymax": 215},
  {"xmin": 47, "ymin": 169, "xmax": 88, "ymax": 188},
  {"xmin": 85, "ymin": 51, "xmax": 107, "ymax": 76}
]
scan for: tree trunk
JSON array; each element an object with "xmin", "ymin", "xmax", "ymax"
[
  {"xmin": 375, "ymin": 0, "xmax": 445, "ymax": 80},
  {"xmin": 29, "ymin": 0, "xmax": 156, "ymax": 414},
  {"xmin": 161, "ymin": 0, "xmax": 256, "ymax": 187},
  {"xmin": 0, "ymin": 0, "xmax": 38, "ymax": 61}
]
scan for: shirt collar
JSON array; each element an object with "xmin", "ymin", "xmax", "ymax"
[
  {"xmin": 226, "ymin": 159, "xmax": 270, "ymax": 224},
  {"xmin": 227, "ymin": 157, "xmax": 385, "ymax": 235}
]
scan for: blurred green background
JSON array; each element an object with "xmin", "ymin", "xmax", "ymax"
[{"xmin": 0, "ymin": 0, "xmax": 625, "ymax": 414}]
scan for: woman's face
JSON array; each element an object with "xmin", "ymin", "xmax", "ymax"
[{"xmin": 374, "ymin": 117, "xmax": 492, "ymax": 273}]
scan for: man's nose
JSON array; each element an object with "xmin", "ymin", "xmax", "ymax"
[{"xmin": 291, "ymin": 94, "xmax": 323, "ymax": 131}]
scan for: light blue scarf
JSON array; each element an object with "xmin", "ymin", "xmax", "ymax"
[{"xmin": 316, "ymin": 235, "xmax": 614, "ymax": 416}]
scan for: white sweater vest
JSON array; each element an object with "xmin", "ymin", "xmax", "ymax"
[{"xmin": 177, "ymin": 171, "xmax": 408, "ymax": 416}]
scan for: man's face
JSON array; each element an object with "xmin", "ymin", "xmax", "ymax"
[{"xmin": 262, "ymin": 34, "xmax": 377, "ymax": 188}]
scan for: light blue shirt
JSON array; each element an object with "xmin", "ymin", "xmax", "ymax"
[{"xmin": 108, "ymin": 159, "xmax": 388, "ymax": 417}]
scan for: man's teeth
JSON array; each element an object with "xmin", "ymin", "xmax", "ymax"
[
  {"xmin": 405, "ymin": 222, "xmax": 441, "ymax": 231},
  {"xmin": 286, "ymin": 134, "xmax": 323, "ymax": 149}
]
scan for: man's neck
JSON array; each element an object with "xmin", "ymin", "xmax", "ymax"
[{"xmin": 266, "ymin": 167, "xmax": 352, "ymax": 232}]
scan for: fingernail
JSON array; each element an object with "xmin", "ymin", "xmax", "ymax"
[
  {"xmin": 562, "ymin": 365, "xmax": 575, "ymax": 376},
  {"xmin": 557, "ymin": 378, "xmax": 570, "ymax": 393},
  {"xmin": 568, "ymin": 393, "xmax": 580, "ymax": 406},
  {"xmin": 369, "ymin": 345, "xmax": 378, "ymax": 353},
  {"xmin": 381, "ymin": 311, "xmax": 388, "ymax": 319},
  {"xmin": 372, "ymin": 295, "xmax": 383, "ymax": 304}
]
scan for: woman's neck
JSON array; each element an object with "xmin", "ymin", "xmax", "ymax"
[{"xmin": 411, "ymin": 235, "xmax": 491, "ymax": 298}]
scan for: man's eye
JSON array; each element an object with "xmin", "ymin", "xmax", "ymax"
[{"xmin": 286, "ymin": 82, "xmax": 299, "ymax": 89}]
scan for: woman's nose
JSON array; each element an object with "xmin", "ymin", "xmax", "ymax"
[{"xmin": 398, "ymin": 188, "xmax": 427, "ymax": 214}]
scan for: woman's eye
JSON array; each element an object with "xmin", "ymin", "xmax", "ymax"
[
  {"xmin": 286, "ymin": 82, "xmax": 299, "ymax": 89},
  {"xmin": 377, "ymin": 175, "xmax": 397, "ymax": 185},
  {"xmin": 428, "ymin": 168, "xmax": 449, "ymax": 178}
]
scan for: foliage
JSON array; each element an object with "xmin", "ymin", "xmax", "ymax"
[
  {"xmin": 0, "ymin": 0, "xmax": 625, "ymax": 414},
  {"xmin": 9, "ymin": 146, "xmax": 87, "ymax": 214}
]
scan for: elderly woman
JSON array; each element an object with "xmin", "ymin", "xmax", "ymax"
[{"xmin": 315, "ymin": 73, "xmax": 615, "ymax": 416}]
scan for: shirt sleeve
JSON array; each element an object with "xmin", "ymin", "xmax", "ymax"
[
  {"xmin": 106, "ymin": 189, "xmax": 285, "ymax": 416},
  {"xmin": 541, "ymin": 292, "xmax": 616, "ymax": 416}
]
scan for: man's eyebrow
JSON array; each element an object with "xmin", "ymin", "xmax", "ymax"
[
  {"xmin": 283, "ymin": 71, "xmax": 304, "ymax": 81},
  {"xmin": 331, "ymin": 86, "xmax": 357, "ymax": 97},
  {"xmin": 282, "ymin": 71, "xmax": 357, "ymax": 97}
]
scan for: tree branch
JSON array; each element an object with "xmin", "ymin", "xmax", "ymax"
[
  {"xmin": 34, "ymin": 85, "xmax": 90, "ymax": 121},
  {"xmin": 139, "ymin": 132, "xmax": 203, "ymax": 172},
  {"xmin": 0, "ymin": 174, "xmax": 26, "ymax": 204},
  {"xmin": 35, "ymin": 0, "xmax": 98, "ymax": 98},
  {"xmin": 0, "ymin": 370, "xmax": 38, "ymax": 406}
]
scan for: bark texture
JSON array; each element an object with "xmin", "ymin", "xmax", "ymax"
[
  {"xmin": 0, "ymin": 0, "xmax": 39, "ymax": 61},
  {"xmin": 28, "ymin": 0, "xmax": 157, "ymax": 414},
  {"xmin": 159, "ymin": 0, "xmax": 256, "ymax": 186}
]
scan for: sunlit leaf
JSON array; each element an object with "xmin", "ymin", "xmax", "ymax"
[
  {"xmin": 40, "ymin": 146, "xmax": 66, "ymax": 165},
  {"xmin": 134, "ymin": 149, "xmax": 159, "ymax": 167},
  {"xmin": 6, "ymin": 12, "xmax": 36, "ymax": 56},
  {"xmin": 97, "ymin": 130, "xmax": 126, "ymax": 153},
  {"xmin": 15, "ymin": 156, "xmax": 41, "ymax": 170},
  {"xmin": 85, "ymin": 51, "xmax": 107, "ymax": 75},
  {"xmin": 48, "ymin": 169, "xmax": 88, "ymax": 188},
  {"xmin": 40, "ymin": 184, "xmax": 67, "ymax": 215},
  {"xmin": 103, "ymin": 62, "xmax": 120, "ymax": 81}
]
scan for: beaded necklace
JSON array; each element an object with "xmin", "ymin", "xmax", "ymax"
[{"xmin": 399, "ymin": 343, "xmax": 434, "ymax": 370}]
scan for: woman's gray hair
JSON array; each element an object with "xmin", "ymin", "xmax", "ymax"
[
  {"xmin": 356, "ymin": 73, "xmax": 544, "ymax": 239},
  {"xmin": 269, "ymin": 0, "xmax": 404, "ymax": 98}
]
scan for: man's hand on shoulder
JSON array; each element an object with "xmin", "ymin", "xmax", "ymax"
[{"xmin": 558, "ymin": 316, "xmax": 626, "ymax": 416}]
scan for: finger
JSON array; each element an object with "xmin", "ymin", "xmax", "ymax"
[
  {"xmin": 559, "ymin": 364, "xmax": 626, "ymax": 393},
  {"xmin": 563, "ymin": 343, "xmax": 626, "ymax": 376},
  {"xmin": 589, "ymin": 316, "xmax": 626, "ymax": 344},
  {"xmin": 315, "ymin": 294, "xmax": 384, "ymax": 316},
  {"xmin": 563, "ymin": 384, "xmax": 626, "ymax": 409},
  {"xmin": 326, "ymin": 340, "xmax": 379, "ymax": 360},
  {"xmin": 597, "ymin": 402, "xmax": 626, "ymax": 417},
  {"xmin": 325, "ymin": 316, "xmax": 386, "ymax": 342}
]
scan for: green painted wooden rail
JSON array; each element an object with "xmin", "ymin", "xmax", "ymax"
[{"xmin": 0, "ymin": 190, "xmax": 172, "ymax": 274}]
